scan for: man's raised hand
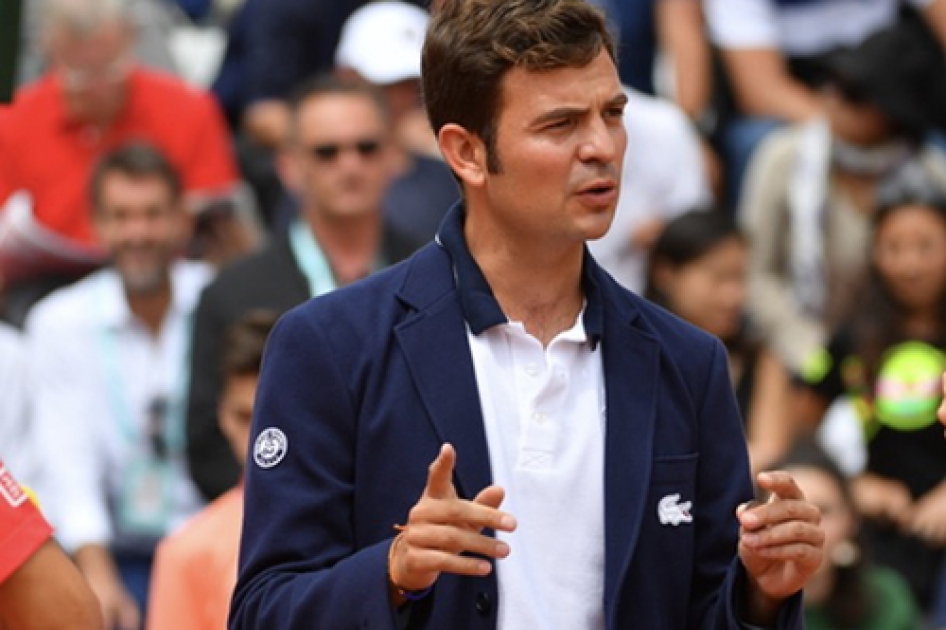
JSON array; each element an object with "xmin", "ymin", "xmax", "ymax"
[{"xmin": 388, "ymin": 444, "xmax": 516, "ymax": 602}]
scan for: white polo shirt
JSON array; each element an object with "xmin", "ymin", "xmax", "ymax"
[
  {"xmin": 439, "ymin": 213, "xmax": 607, "ymax": 630},
  {"xmin": 468, "ymin": 314, "xmax": 606, "ymax": 630}
]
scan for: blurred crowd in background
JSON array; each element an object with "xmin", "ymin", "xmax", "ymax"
[{"xmin": 3, "ymin": 0, "xmax": 946, "ymax": 628}]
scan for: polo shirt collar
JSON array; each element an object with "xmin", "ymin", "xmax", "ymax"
[
  {"xmin": 435, "ymin": 202, "xmax": 603, "ymax": 349},
  {"xmin": 55, "ymin": 66, "xmax": 141, "ymax": 132},
  {"xmin": 97, "ymin": 261, "xmax": 191, "ymax": 331}
]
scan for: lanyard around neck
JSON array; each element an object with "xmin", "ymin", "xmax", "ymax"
[
  {"xmin": 98, "ymin": 281, "xmax": 190, "ymax": 457},
  {"xmin": 288, "ymin": 218, "xmax": 337, "ymax": 298}
]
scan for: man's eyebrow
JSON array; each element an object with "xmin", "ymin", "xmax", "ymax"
[
  {"xmin": 610, "ymin": 93, "xmax": 630, "ymax": 109},
  {"xmin": 531, "ymin": 106, "xmax": 588, "ymax": 127},
  {"xmin": 530, "ymin": 93, "xmax": 629, "ymax": 127}
]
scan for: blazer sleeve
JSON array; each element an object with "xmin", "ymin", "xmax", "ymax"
[
  {"xmin": 228, "ymin": 306, "xmax": 399, "ymax": 630},
  {"xmin": 693, "ymin": 340, "xmax": 804, "ymax": 630}
]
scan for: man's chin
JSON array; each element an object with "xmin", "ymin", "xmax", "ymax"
[
  {"xmin": 323, "ymin": 203, "xmax": 378, "ymax": 221},
  {"xmin": 582, "ymin": 213, "xmax": 616, "ymax": 242},
  {"xmin": 119, "ymin": 269, "xmax": 168, "ymax": 296}
]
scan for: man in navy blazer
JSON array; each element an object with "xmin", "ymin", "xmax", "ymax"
[{"xmin": 230, "ymin": 1, "xmax": 824, "ymax": 628}]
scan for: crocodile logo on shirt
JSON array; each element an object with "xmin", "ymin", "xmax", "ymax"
[{"xmin": 658, "ymin": 493, "xmax": 693, "ymax": 526}]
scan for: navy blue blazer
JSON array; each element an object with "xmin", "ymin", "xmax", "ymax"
[{"xmin": 230, "ymin": 237, "xmax": 803, "ymax": 629}]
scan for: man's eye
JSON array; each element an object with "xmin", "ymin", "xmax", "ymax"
[{"xmin": 547, "ymin": 118, "xmax": 573, "ymax": 130}]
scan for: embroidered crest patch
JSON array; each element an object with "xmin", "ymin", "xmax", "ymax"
[{"xmin": 254, "ymin": 428, "xmax": 288, "ymax": 469}]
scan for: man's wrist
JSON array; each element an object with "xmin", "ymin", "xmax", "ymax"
[
  {"xmin": 740, "ymin": 575, "xmax": 784, "ymax": 627},
  {"xmin": 387, "ymin": 531, "xmax": 432, "ymax": 608}
]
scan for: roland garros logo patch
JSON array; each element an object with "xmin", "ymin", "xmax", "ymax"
[{"xmin": 254, "ymin": 428, "xmax": 288, "ymax": 469}]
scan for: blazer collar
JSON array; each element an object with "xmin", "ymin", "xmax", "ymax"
[
  {"xmin": 392, "ymin": 242, "xmax": 494, "ymax": 499},
  {"xmin": 434, "ymin": 202, "xmax": 604, "ymax": 347}
]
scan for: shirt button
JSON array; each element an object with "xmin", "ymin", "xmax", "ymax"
[
  {"xmin": 532, "ymin": 411, "xmax": 547, "ymax": 424},
  {"xmin": 475, "ymin": 591, "xmax": 492, "ymax": 616},
  {"xmin": 525, "ymin": 362, "xmax": 539, "ymax": 377}
]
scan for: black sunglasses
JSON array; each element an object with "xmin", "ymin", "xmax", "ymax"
[
  {"xmin": 147, "ymin": 396, "xmax": 169, "ymax": 460},
  {"xmin": 309, "ymin": 139, "xmax": 382, "ymax": 162}
]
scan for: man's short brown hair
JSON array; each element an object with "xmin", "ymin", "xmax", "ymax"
[
  {"xmin": 89, "ymin": 141, "xmax": 182, "ymax": 213},
  {"xmin": 421, "ymin": 0, "xmax": 615, "ymax": 172},
  {"xmin": 221, "ymin": 310, "xmax": 279, "ymax": 381}
]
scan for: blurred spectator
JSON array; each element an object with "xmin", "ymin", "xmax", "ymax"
[
  {"xmin": 26, "ymin": 143, "xmax": 212, "ymax": 627},
  {"xmin": 707, "ymin": 0, "xmax": 946, "ymax": 121},
  {"xmin": 653, "ymin": 0, "xmax": 713, "ymax": 127},
  {"xmin": 147, "ymin": 311, "xmax": 274, "ymax": 630},
  {"xmin": 18, "ymin": 0, "xmax": 181, "ymax": 86},
  {"xmin": 706, "ymin": 0, "xmax": 946, "ymax": 202},
  {"xmin": 739, "ymin": 20, "xmax": 946, "ymax": 374},
  {"xmin": 794, "ymin": 164, "xmax": 946, "ymax": 613},
  {"xmin": 0, "ymin": 461, "xmax": 104, "ymax": 630},
  {"xmin": 186, "ymin": 76, "xmax": 416, "ymax": 500},
  {"xmin": 0, "ymin": 0, "xmax": 247, "ymax": 325},
  {"xmin": 774, "ymin": 439, "xmax": 923, "ymax": 630},
  {"xmin": 588, "ymin": 86, "xmax": 710, "ymax": 293},
  {"xmin": 644, "ymin": 210, "xmax": 794, "ymax": 473},
  {"xmin": 590, "ymin": 0, "xmax": 712, "ymax": 118},
  {"xmin": 335, "ymin": 0, "xmax": 458, "ymax": 246},
  {"xmin": 0, "ymin": 310, "xmax": 32, "ymax": 484},
  {"xmin": 240, "ymin": 0, "xmax": 363, "ymax": 149},
  {"xmin": 239, "ymin": 0, "xmax": 427, "ymax": 150}
]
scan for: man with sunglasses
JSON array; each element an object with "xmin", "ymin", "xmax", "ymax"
[
  {"xmin": 25, "ymin": 142, "xmax": 212, "ymax": 630},
  {"xmin": 185, "ymin": 75, "xmax": 417, "ymax": 502}
]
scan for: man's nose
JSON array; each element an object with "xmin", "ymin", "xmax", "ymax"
[{"xmin": 577, "ymin": 117, "xmax": 624, "ymax": 165}]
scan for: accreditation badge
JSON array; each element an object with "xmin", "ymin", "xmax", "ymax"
[{"xmin": 116, "ymin": 459, "xmax": 173, "ymax": 537}]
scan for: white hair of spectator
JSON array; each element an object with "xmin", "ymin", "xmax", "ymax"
[{"xmin": 41, "ymin": 0, "xmax": 133, "ymax": 39}]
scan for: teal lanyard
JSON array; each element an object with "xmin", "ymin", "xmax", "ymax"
[
  {"xmin": 288, "ymin": 219, "xmax": 337, "ymax": 298},
  {"xmin": 98, "ymin": 292, "xmax": 190, "ymax": 458}
]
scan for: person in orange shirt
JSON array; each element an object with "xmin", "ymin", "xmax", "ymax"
[
  {"xmin": 0, "ymin": 461, "xmax": 103, "ymax": 630},
  {"xmin": 146, "ymin": 311, "xmax": 275, "ymax": 630},
  {"xmin": 0, "ymin": 0, "xmax": 257, "ymax": 324}
]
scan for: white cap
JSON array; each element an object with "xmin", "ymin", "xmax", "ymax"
[{"xmin": 335, "ymin": 1, "xmax": 430, "ymax": 86}]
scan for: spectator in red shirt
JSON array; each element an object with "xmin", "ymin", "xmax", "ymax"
[
  {"xmin": 0, "ymin": 461, "xmax": 102, "ymax": 630},
  {"xmin": 0, "ymin": 0, "xmax": 256, "ymax": 324}
]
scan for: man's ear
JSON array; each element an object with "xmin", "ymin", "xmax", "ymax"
[
  {"xmin": 438, "ymin": 123, "xmax": 487, "ymax": 189},
  {"xmin": 275, "ymin": 145, "xmax": 302, "ymax": 193}
]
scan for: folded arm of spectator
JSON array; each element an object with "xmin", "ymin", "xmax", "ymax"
[
  {"xmin": 720, "ymin": 49, "xmax": 822, "ymax": 122},
  {"xmin": 921, "ymin": 0, "xmax": 946, "ymax": 50},
  {"xmin": 656, "ymin": 0, "xmax": 712, "ymax": 122},
  {"xmin": 74, "ymin": 544, "xmax": 140, "ymax": 630},
  {"xmin": 0, "ymin": 539, "xmax": 104, "ymax": 630}
]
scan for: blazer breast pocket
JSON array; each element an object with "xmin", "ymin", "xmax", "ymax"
[
  {"xmin": 650, "ymin": 453, "xmax": 699, "ymax": 527},
  {"xmin": 637, "ymin": 453, "xmax": 700, "ymax": 600}
]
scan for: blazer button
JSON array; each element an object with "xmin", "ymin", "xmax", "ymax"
[{"xmin": 475, "ymin": 592, "xmax": 492, "ymax": 616}]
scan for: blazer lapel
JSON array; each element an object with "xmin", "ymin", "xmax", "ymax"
[
  {"xmin": 393, "ymin": 246, "xmax": 493, "ymax": 499},
  {"xmin": 601, "ymin": 299, "xmax": 660, "ymax": 618}
]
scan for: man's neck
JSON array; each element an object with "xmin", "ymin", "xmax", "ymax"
[
  {"xmin": 465, "ymin": 212, "xmax": 585, "ymax": 347},
  {"xmin": 125, "ymin": 278, "xmax": 172, "ymax": 337},
  {"xmin": 64, "ymin": 82, "xmax": 129, "ymax": 132},
  {"xmin": 303, "ymin": 209, "xmax": 383, "ymax": 286}
]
